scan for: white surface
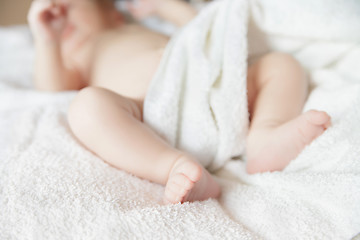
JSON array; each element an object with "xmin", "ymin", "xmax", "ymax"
[
  {"xmin": 0, "ymin": 26, "xmax": 34, "ymax": 161},
  {"xmin": 1, "ymin": 0, "xmax": 360, "ymax": 239}
]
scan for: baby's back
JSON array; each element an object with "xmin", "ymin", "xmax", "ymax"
[{"xmin": 88, "ymin": 24, "xmax": 170, "ymax": 111}]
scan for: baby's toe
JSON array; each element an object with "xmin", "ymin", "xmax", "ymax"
[
  {"xmin": 305, "ymin": 110, "xmax": 331, "ymax": 126},
  {"xmin": 171, "ymin": 173, "xmax": 194, "ymax": 191},
  {"xmin": 164, "ymin": 173, "xmax": 194, "ymax": 204},
  {"xmin": 164, "ymin": 189, "xmax": 182, "ymax": 204}
]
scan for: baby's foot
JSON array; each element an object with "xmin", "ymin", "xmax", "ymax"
[
  {"xmin": 164, "ymin": 154, "xmax": 221, "ymax": 204},
  {"xmin": 246, "ymin": 110, "xmax": 331, "ymax": 174}
]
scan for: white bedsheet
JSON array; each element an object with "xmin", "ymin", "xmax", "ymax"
[{"xmin": 1, "ymin": 0, "xmax": 360, "ymax": 239}]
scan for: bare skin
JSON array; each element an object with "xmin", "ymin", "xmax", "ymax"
[
  {"xmin": 89, "ymin": 24, "xmax": 169, "ymax": 111},
  {"xmin": 28, "ymin": 0, "xmax": 331, "ymax": 204},
  {"xmin": 245, "ymin": 53, "xmax": 331, "ymax": 174}
]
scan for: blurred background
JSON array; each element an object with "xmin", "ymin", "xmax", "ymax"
[
  {"xmin": 0, "ymin": 0, "xmax": 33, "ymax": 26},
  {"xmin": 0, "ymin": 0, "xmax": 206, "ymax": 26}
]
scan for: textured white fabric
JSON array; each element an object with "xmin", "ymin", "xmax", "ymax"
[
  {"xmin": 143, "ymin": 0, "xmax": 249, "ymax": 171},
  {"xmin": 1, "ymin": 0, "xmax": 360, "ymax": 238},
  {"xmin": 249, "ymin": 0, "xmax": 360, "ymax": 41}
]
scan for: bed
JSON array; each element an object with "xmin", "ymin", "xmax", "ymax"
[{"xmin": 1, "ymin": 0, "xmax": 359, "ymax": 239}]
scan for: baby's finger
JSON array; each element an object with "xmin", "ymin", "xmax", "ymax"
[
  {"xmin": 38, "ymin": 7, "xmax": 54, "ymax": 22},
  {"xmin": 28, "ymin": 0, "xmax": 53, "ymax": 23},
  {"xmin": 58, "ymin": 4, "xmax": 68, "ymax": 16},
  {"xmin": 50, "ymin": 6, "xmax": 60, "ymax": 16},
  {"xmin": 29, "ymin": 0, "xmax": 53, "ymax": 14}
]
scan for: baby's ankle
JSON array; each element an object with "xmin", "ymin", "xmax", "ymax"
[{"xmin": 168, "ymin": 152, "xmax": 197, "ymax": 177}]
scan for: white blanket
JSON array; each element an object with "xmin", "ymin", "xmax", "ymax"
[
  {"xmin": 143, "ymin": 0, "xmax": 249, "ymax": 171},
  {"xmin": 1, "ymin": 0, "xmax": 360, "ymax": 239}
]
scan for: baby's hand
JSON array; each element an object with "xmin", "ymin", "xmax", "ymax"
[
  {"xmin": 27, "ymin": 0, "xmax": 67, "ymax": 43},
  {"xmin": 127, "ymin": 0, "xmax": 163, "ymax": 20}
]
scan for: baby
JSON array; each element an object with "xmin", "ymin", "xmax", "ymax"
[{"xmin": 28, "ymin": 0, "xmax": 331, "ymax": 204}]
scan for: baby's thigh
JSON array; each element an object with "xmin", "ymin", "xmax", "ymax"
[{"xmin": 69, "ymin": 86, "xmax": 143, "ymax": 124}]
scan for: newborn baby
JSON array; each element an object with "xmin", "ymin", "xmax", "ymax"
[{"xmin": 28, "ymin": 0, "xmax": 331, "ymax": 204}]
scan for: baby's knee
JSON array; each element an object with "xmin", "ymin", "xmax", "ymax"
[
  {"xmin": 68, "ymin": 86, "xmax": 101, "ymax": 117},
  {"xmin": 265, "ymin": 52, "xmax": 297, "ymax": 63},
  {"xmin": 67, "ymin": 86, "xmax": 105, "ymax": 136},
  {"xmin": 67, "ymin": 86, "xmax": 142, "ymax": 138}
]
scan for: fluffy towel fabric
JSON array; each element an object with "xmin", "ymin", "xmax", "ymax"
[
  {"xmin": 1, "ymin": 0, "xmax": 360, "ymax": 239},
  {"xmin": 143, "ymin": 0, "xmax": 249, "ymax": 171},
  {"xmin": 249, "ymin": 0, "xmax": 360, "ymax": 41}
]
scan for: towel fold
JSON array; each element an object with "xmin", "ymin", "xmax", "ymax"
[{"xmin": 143, "ymin": 0, "xmax": 250, "ymax": 171}]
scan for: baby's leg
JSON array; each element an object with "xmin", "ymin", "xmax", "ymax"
[
  {"xmin": 68, "ymin": 86, "xmax": 220, "ymax": 203},
  {"xmin": 246, "ymin": 52, "xmax": 331, "ymax": 174}
]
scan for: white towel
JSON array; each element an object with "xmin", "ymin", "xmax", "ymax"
[{"xmin": 143, "ymin": 0, "xmax": 249, "ymax": 171}]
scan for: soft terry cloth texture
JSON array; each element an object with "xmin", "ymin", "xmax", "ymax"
[
  {"xmin": 1, "ymin": 0, "xmax": 360, "ymax": 239},
  {"xmin": 143, "ymin": 0, "xmax": 249, "ymax": 171}
]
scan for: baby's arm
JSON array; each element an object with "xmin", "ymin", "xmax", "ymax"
[
  {"xmin": 28, "ymin": 0, "xmax": 85, "ymax": 91},
  {"xmin": 128, "ymin": 0, "xmax": 197, "ymax": 27}
]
